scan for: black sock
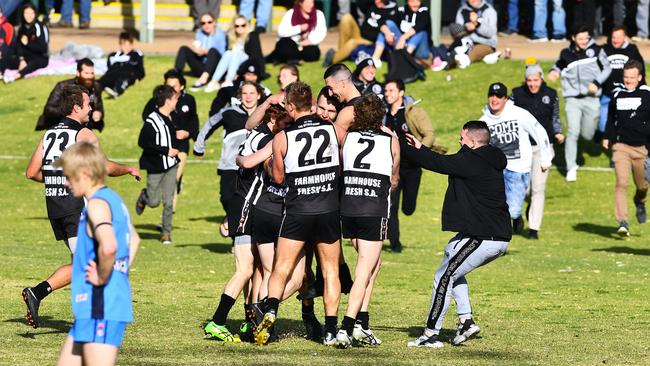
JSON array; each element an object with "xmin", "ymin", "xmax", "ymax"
[
  {"xmin": 244, "ymin": 303, "xmax": 254, "ymax": 323},
  {"xmin": 301, "ymin": 300, "xmax": 314, "ymax": 314},
  {"xmin": 266, "ymin": 297, "xmax": 280, "ymax": 314},
  {"xmin": 211, "ymin": 293, "xmax": 236, "ymax": 325},
  {"xmin": 325, "ymin": 316, "xmax": 337, "ymax": 334},
  {"xmin": 357, "ymin": 311, "xmax": 369, "ymax": 330},
  {"xmin": 341, "ymin": 316, "xmax": 356, "ymax": 334},
  {"xmin": 32, "ymin": 281, "xmax": 52, "ymax": 301}
]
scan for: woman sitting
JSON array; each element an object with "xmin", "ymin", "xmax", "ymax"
[
  {"xmin": 205, "ymin": 16, "xmax": 255, "ymax": 93},
  {"xmin": 266, "ymin": 0, "xmax": 326, "ymax": 64},
  {"xmin": 4, "ymin": 3, "xmax": 49, "ymax": 83}
]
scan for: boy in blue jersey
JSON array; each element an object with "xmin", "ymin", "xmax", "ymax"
[{"xmin": 54, "ymin": 142, "xmax": 140, "ymax": 366}]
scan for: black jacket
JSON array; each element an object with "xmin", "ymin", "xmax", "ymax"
[
  {"xmin": 605, "ymin": 85, "xmax": 650, "ymax": 146},
  {"xmin": 406, "ymin": 143, "xmax": 512, "ymax": 240},
  {"xmin": 511, "ymin": 83, "xmax": 562, "ymax": 144},
  {"xmin": 36, "ymin": 78, "xmax": 104, "ymax": 131},
  {"xmin": 16, "ymin": 21, "xmax": 48, "ymax": 60},
  {"xmin": 360, "ymin": 1, "xmax": 398, "ymax": 41},
  {"xmin": 105, "ymin": 49, "xmax": 145, "ymax": 81},
  {"xmin": 601, "ymin": 41, "xmax": 645, "ymax": 97},
  {"xmin": 142, "ymin": 92, "xmax": 199, "ymax": 153},
  {"xmin": 138, "ymin": 110, "xmax": 180, "ymax": 173}
]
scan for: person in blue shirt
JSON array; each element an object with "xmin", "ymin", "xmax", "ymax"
[
  {"xmin": 55, "ymin": 142, "xmax": 140, "ymax": 366},
  {"xmin": 174, "ymin": 12, "xmax": 227, "ymax": 91}
]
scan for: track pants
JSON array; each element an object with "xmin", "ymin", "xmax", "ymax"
[{"xmin": 425, "ymin": 234, "xmax": 509, "ymax": 333}]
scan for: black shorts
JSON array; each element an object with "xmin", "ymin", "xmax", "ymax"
[
  {"xmin": 252, "ymin": 207, "xmax": 282, "ymax": 244},
  {"xmin": 279, "ymin": 211, "xmax": 340, "ymax": 243},
  {"xmin": 49, "ymin": 213, "xmax": 81, "ymax": 242},
  {"xmin": 227, "ymin": 195, "xmax": 253, "ymax": 238},
  {"xmin": 341, "ymin": 216, "xmax": 388, "ymax": 241}
]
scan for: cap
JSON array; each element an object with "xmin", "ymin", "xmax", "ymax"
[
  {"xmin": 353, "ymin": 57, "xmax": 376, "ymax": 76},
  {"xmin": 525, "ymin": 64, "xmax": 544, "ymax": 80},
  {"xmin": 487, "ymin": 82, "xmax": 507, "ymax": 97},
  {"xmin": 237, "ymin": 60, "xmax": 260, "ymax": 78}
]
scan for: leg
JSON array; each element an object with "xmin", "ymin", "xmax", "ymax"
[
  {"xmin": 175, "ymin": 46, "xmax": 203, "ymax": 77},
  {"xmin": 257, "ymin": 243, "xmax": 275, "ymax": 300},
  {"xmin": 387, "ymin": 180, "xmax": 402, "ymax": 250},
  {"xmin": 274, "ymin": 38, "xmax": 300, "ymax": 63},
  {"xmin": 637, "ymin": 0, "xmax": 649, "ymax": 38},
  {"xmin": 452, "ymin": 276, "xmax": 472, "ymax": 317},
  {"xmin": 551, "ymin": 0, "xmax": 566, "ymax": 38},
  {"xmin": 612, "ymin": 144, "xmax": 632, "ymax": 222},
  {"xmin": 210, "ymin": 50, "xmax": 233, "ymax": 83},
  {"xmin": 18, "ymin": 56, "xmax": 49, "ymax": 77},
  {"xmin": 239, "ymin": 0, "xmax": 254, "ymax": 21},
  {"xmin": 503, "ymin": 170, "xmax": 530, "ymax": 220},
  {"xmin": 267, "ymin": 238, "xmax": 305, "ymax": 304},
  {"xmin": 528, "ymin": 147, "xmax": 549, "ymax": 232},
  {"xmin": 79, "ymin": 0, "xmax": 91, "ymax": 22},
  {"xmin": 200, "ymin": 48, "xmax": 221, "ymax": 82},
  {"xmin": 467, "ymin": 44, "xmax": 493, "ymax": 63},
  {"xmin": 598, "ymin": 95, "xmax": 611, "ymax": 133},
  {"xmin": 401, "ymin": 167, "xmax": 422, "ymax": 216},
  {"xmin": 145, "ymin": 172, "xmax": 163, "ymax": 208},
  {"xmin": 315, "ymin": 241, "xmax": 341, "ymax": 317},
  {"xmin": 532, "ymin": 0, "xmax": 548, "ymax": 39},
  {"xmin": 344, "ymin": 239, "xmax": 382, "ymax": 320},
  {"xmin": 299, "ymin": 45, "xmax": 321, "ymax": 62},
  {"xmin": 81, "ymin": 343, "xmax": 119, "ymax": 366},
  {"xmin": 223, "ymin": 243, "xmax": 256, "ymax": 299},
  {"xmin": 60, "ymin": 0, "xmax": 73, "ymax": 22},
  {"xmin": 160, "ymin": 166, "xmax": 178, "ymax": 236},
  {"xmin": 507, "ymin": 0, "xmax": 519, "ymax": 32},
  {"xmin": 255, "ymin": 0, "xmax": 272, "ymax": 29},
  {"xmin": 631, "ymin": 147, "xmax": 649, "ymax": 208},
  {"xmin": 56, "ymin": 336, "xmax": 82, "ymax": 366},
  {"xmin": 173, "ymin": 152, "xmax": 188, "ymax": 211},
  {"xmin": 282, "ymin": 251, "xmax": 306, "ymax": 300},
  {"xmin": 564, "ymin": 97, "xmax": 581, "ymax": 172},
  {"xmin": 578, "ymin": 97, "xmax": 599, "ymax": 141},
  {"xmin": 406, "ymin": 31, "xmax": 431, "ymax": 59},
  {"xmin": 224, "ymin": 52, "xmax": 248, "ymax": 83}
]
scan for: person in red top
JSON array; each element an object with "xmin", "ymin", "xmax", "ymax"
[{"xmin": 0, "ymin": 4, "xmax": 15, "ymax": 79}]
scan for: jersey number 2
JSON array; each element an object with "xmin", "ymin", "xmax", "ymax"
[
  {"xmin": 353, "ymin": 138, "xmax": 374, "ymax": 169},
  {"xmin": 296, "ymin": 130, "xmax": 332, "ymax": 167}
]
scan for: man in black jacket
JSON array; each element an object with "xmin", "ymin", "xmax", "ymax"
[
  {"xmin": 136, "ymin": 85, "xmax": 184, "ymax": 244},
  {"xmin": 603, "ymin": 60, "xmax": 650, "ymax": 236},
  {"xmin": 405, "ymin": 120, "xmax": 511, "ymax": 349}
]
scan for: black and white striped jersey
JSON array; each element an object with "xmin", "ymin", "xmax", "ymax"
[
  {"xmin": 138, "ymin": 110, "xmax": 179, "ymax": 173},
  {"xmin": 341, "ymin": 129, "xmax": 393, "ymax": 217},
  {"xmin": 283, "ymin": 115, "xmax": 340, "ymax": 215},
  {"xmin": 252, "ymin": 126, "xmax": 287, "ymax": 216},
  {"xmin": 236, "ymin": 125, "xmax": 272, "ymax": 201},
  {"xmin": 193, "ymin": 105, "xmax": 248, "ymax": 172},
  {"xmin": 42, "ymin": 118, "xmax": 84, "ymax": 219}
]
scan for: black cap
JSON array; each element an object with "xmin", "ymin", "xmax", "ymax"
[
  {"xmin": 353, "ymin": 58, "xmax": 377, "ymax": 76},
  {"xmin": 487, "ymin": 82, "xmax": 507, "ymax": 97},
  {"xmin": 237, "ymin": 60, "xmax": 261, "ymax": 78}
]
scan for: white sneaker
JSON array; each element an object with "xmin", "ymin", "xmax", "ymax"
[
  {"xmin": 407, "ymin": 333, "xmax": 443, "ymax": 348},
  {"xmin": 335, "ymin": 329, "xmax": 352, "ymax": 348},
  {"xmin": 104, "ymin": 86, "xmax": 119, "ymax": 98},
  {"xmin": 204, "ymin": 80, "xmax": 220, "ymax": 93},
  {"xmin": 528, "ymin": 37, "xmax": 549, "ymax": 43},
  {"xmin": 452, "ymin": 318, "xmax": 481, "ymax": 345},
  {"xmin": 566, "ymin": 167, "xmax": 577, "ymax": 182},
  {"xmin": 455, "ymin": 53, "xmax": 471, "ymax": 69},
  {"xmin": 352, "ymin": 324, "xmax": 382, "ymax": 346},
  {"xmin": 3, "ymin": 73, "xmax": 16, "ymax": 83}
]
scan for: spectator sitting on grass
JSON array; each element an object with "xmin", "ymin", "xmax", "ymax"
[{"xmin": 99, "ymin": 30, "xmax": 145, "ymax": 99}]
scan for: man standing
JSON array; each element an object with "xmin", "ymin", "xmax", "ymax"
[
  {"xmin": 135, "ymin": 85, "xmax": 183, "ymax": 244},
  {"xmin": 255, "ymin": 82, "xmax": 342, "ymax": 346},
  {"xmin": 23, "ymin": 84, "xmax": 139, "ymax": 329},
  {"xmin": 36, "ymin": 58, "xmax": 105, "ymax": 131},
  {"xmin": 602, "ymin": 60, "xmax": 650, "ymax": 236},
  {"xmin": 406, "ymin": 120, "xmax": 511, "ymax": 348},
  {"xmin": 323, "ymin": 63, "xmax": 362, "ymax": 131},
  {"xmin": 480, "ymin": 82, "xmax": 552, "ymax": 234}
]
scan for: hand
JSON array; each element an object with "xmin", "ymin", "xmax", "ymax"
[
  {"xmin": 268, "ymin": 93, "xmax": 285, "ymax": 105},
  {"xmin": 587, "ymin": 83, "xmax": 599, "ymax": 95},
  {"xmin": 602, "ymin": 139, "xmax": 610, "ymax": 150},
  {"xmin": 554, "ymin": 133, "xmax": 565, "ymax": 144},
  {"xmin": 21, "ymin": 35, "xmax": 28, "ymax": 45},
  {"xmin": 541, "ymin": 165, "xmax": 551, "ymax": 173},
  {"xmin": 85, "ymin": 260, "xmax": 102, "ymax": 286},
  {"xmin": 129, "ymin": 166, "xmax": 141, "ymax": 181},
  {"xmin": 18, "ymin": 59, "xmax": 27, "ymax": 70},
  {"xmin": 465, "ymin": 22, "xmax": 476, "ymax": 32},
  {"xmin": 168, "ymin": 148, "xmax": 179, "ymax": 157},
  {"xmin": 92, "ymin": 111, "xmax": 102, "ymax": 122},
  {"xmin": 386, "ymin": 32, "xmax": 396, "ymax": 46},
  {"xmin": 547, "ymin": 70, "xmax": 559, "ymax": 82},
  {"xmin": 405, "ymin": 133, "xmax": 422, "ymax": 149},
  {"xmin": 469, "ymin": 11, "xmax": 478, "ymax": 23},
  {"xmin": 396, "ymin": 36, "xmax": 407, "ymax": 50},
  {"xmin": 176, "ymin": 130, "xmax": 190, "ymax": 140},
  {"xmin": 300, "ymin": 38, "xmax": 312, "ymax": 46},
  {"xmin": 300, "ymin": 23, "xmax": 310, "ymax": 32}
]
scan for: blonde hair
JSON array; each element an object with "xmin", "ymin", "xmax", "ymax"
[
  {"xmin": 228, "ymin": 15, "xmax": 249, "ymax": 48},
  {"xmin": 53, "ymin": 141, "xmax": 107, "ymax": 184}
]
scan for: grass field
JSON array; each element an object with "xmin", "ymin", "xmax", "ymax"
[{"xmin": 1, "ymin": 57, "xmax": 650, "ymax": 365}]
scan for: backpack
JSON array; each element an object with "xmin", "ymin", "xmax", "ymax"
[{"xmin": 386, "ymin": 49, "xmax": 425, "ymax": 84}]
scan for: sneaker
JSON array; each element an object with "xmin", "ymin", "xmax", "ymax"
[
  {"xmin": 323, "ymin": 330, "xmax": 337, "ymax": 346},
  {"xmin": 635, "ymin": 202, "xmax": 646, "ymax": 224},
  {"xmin": 204, "ymin": 321, "xmax": 241, "ymax": 342},
  {"xmin": 254, "ymin": 312, "xmax": 276, "ymax": 345},
  {"xmin": 550, "ymin": 37, "xmax": 566, "ymax": 43},
  {"xmin": 3, "ymin": 73, "xmax": 16, "ymax": 84},
  {"xmin": 528, "ymin": 37, "xmax": 548, "ymax": 43},
  {"xmin": 79, "ymin": 21, "xmax": 90, "ymax": 29},
  {"xmin": 239, "ymin": 321, "xmax": 255, "ymax": 342},
  {"xmin": 204, "ymin": 80, "xmax": 220, "ymax": 93},
  {"xmin": 498, "ymin": 30, "xmax": 516, "ymax": 36},
  {"xmin": 52, "ymin": 20, "xmax": 73, "ymax": 28},
  {"xmin": 455, "ymin": 53, "xmax": 471, "ymax": 69},
  {"xmin": 189, "ymin": 81, "xmax": 207, "ymax": 92},
  {"xmin": 452, "ymin": 318, "xmax": 481, "ymax": 345},
  {"xmin": 617, "ymin": 221, "xmax": 630, "ymax": 237},
  {"xmin": 407, "ymin": 332, "xmax": 443, "ymax": 348},
  {"xmin": 352, "ymin": 324, "xmax": 382, "ymax": 346},
  {"xmin": 302, "ymin": 312, "xmax": 323, "ymax": 342},
  {"xmin": 566, "ymin": 167, "xmax": 577, "ymax": 182},
  {"xmin": 322, "ymin": 48, "xmax": 335, "ymax": 67},
  {"xmin": 528, "ymin": 229, "xmax": 539, "ymax": 240},
  {"xmin": 512, "ymin": 217, "xmax": 524, "ymax": 234},
  {"xmin": 335, "ymin": 329, "xmax": 352, "ymax": 349},
  {"xmin": 104, "ymin": 87, "xmax": 119, "ymax": 99},
  {"xmin": 431, "ymin": 57, "xmax": 447, "ymax": 72},
  {"xmin": 22, "ymin": 287, "xmax": 40, "ymax": 329},
  {"xmin": 135, "ymin": 188, "xmax": 147, "ymax": 215},
  {"xmin": 161, "ymin": 233, "xmax": 172, "ymax": 245}
]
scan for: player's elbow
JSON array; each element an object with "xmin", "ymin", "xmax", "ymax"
[{"xmin": 100, "ymin": 242, "xmax": 117, "ymax": 259}]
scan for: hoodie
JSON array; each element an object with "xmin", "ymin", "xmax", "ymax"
[
  {"xmin": 551, "ymin": 38, "xmax": 612, "ymax": 97},
  {"xmin": 406, "ymin": 143, "xmax": 512, "ymax": 240},
  {"xmin": 455, "ymin": 0, "xmax": 497, "ymax": 49},
  {"xmin": 601, "ymin": 40, "xmax": 646, "ymax": 97},
  {"xmin": 480, "ymin": 100, "xmax": 553, "ymax": 173}
]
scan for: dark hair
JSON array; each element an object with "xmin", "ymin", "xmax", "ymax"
[
  {"xmin": 623, "ymin": 59, "xmax": 644, "ymax": 74},
  {"xmin": 278, "ymin": 63, "xmax": 300, "ymax": 84},
  {"xmin": 263, "ymin": 104, "xmax": 292, "ymax": 132},
  {"xmin": 351, "ymin": 94, "xmax": 385, "ymax": 132},
  {"xmin": 163, "ymin": 68, "xmax": 186, "ymax": 87},
  {"xmin": 76, "ymin": 58, "xmax": 94, "ymax": 72},
  {"xmin": 59, "ymin": 85, "xmax": 89, "ymax": 116},
  {"xmin": 21, "ymin": 3, "xmax": 37, "ymax": 24},
  {"xmin": 385, "ymin": 78, "xmax": 405, "ymax": 92},
  {"xmin": 285, "ymin": 81, "xmax": 312, "ymax": 112},
  {"xmin": 317, "ymin": 86, "xmax": 342, "ymax": 111},
  {"xmin": 153, "ymin": 85, "xmax": 176, "ymax": 108},
  {"xmin": 323, "ymin": 63, "xmax": 352, "ymax": 80},
  {"xmin": 571, "ymin": 24, "xmax": 592, "ymax": 37},
  {"xmin": 119, "ymin": 30, "xmax": 135, "ymax": 43},
  {"xmin": 611, "ymin": 25, "xmax": 627, "ymax": 35},
  {"xmin": 462, "ymin": 120, "xmax": 491, "ymax": 144},
  {"xmin": 238, "ymin": 81, "xmax": 263, "ymax": 99}
]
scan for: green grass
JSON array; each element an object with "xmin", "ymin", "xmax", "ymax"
[{"xmin": 1, "ymin": 57, "xmax": 650, "ymax": 365}]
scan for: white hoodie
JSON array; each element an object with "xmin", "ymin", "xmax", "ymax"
[{"xmin": 480, "ymin": 100, "xmax": 553, "ymax": 173}]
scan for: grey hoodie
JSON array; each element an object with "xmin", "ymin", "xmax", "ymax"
[
  {"xmin": 455, "ymin": 0, "xmax": 497, "ymax": 49},
  {"xmin": 550, "ymin": 38, "xmax": 612, "ymax": 98}
]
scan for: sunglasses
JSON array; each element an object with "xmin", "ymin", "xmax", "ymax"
[
  {"xmin": 235, "ymin": 24, "xmax": 247, "ymax": 28},
  {"xmin": 201, "ymin": 20, "xmax": 214, "ymax": 25}
]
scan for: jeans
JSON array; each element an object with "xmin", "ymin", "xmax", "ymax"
[
  {"xmin": 377, "ymin": 20, "xmax": 431, "ymax": 59},
  {"xmin": 598, "ymin": 94, "xmax": 611, "ymax": 133},
  {"xmin": 532, "ymin": 0, "xmax": 566, "ymax": 39},
  {"xmin": 211, "ymin": 50, "xmax": 248, "ymax": 83},
  {"xmin": 239, "ymin": 0, "xmax": 272, "ymax": 28},
  {"xmin": 507, "ymin": 0, "xmax": 518, "ymax": 32},
  {"xmin": 61, "ymin": 0, "xmax": 91, "ymax": 22},
  {"xmin": 504, "ymin": 169, "xmax": 530, "ymax": 219},
  {"xmin": 638, "ymin": 0, "xmax": 649, "ymax": 38}
]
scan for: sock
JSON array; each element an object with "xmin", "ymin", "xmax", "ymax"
[
  {"xmin": 211, "ymin": 293, "xmax": 236, "ymax": 325},
  {"xmin": 244, "ymin": 303, "xmax": 254, "ymax": 323},
  {"xmin": 356, "ymin": 311, "xmax": 369, "ymax": 330},
  {"xmin": 265, "ymin": 297, "xmax": 280, "ymax": 314},
  {"xmin": 341, "ymin": 316, "xmax": 356, "ymax": 334},
  {"xmin": 32, "ymin": 281, "xmax": 52, "ymax": 301},
  {"xmin": 325, "ymin": 316, "xmax": 337, "ymax": 334},
  {"xmin": 301, "ymin": 300, "xmax": 314, "ymax": 314}
]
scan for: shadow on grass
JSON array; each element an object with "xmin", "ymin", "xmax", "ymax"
[
  {"xmin": 572, "ymin": 223, "xmax": 623, "ymax": 239},
  {"xmin": 176, "ymin": 242, "xmax": 233, "ymax": 254},
  {"xmin": 189, "ymin": 215, "xmax": 225, "ymax": 224},
  {"xmin": 5, "ymin": 316, "xmax": 71, "ymax": 338},
  {"xmin": 201, "ymin": 318, "xmax": 321, "ymax": 344},
  {"xmin": 26, "ymin": 217, "xmax": 49, "ymax": 221},
  {"xmin": 592, "ymin": 246, "xmax": 650, "ymax": 256}
]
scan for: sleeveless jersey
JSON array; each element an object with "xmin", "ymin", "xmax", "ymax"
[
  {"xmin": 283, "ymin": 115, "xmax": 340, "ymax": 215},
  {"xmin": 71, "ymin": 187, "xmax": 133, "ymax": 322},
  {"xmin": 253, "ymin": 127, "xmax": 287, "ymax": 216},
  {"xmin": 236, "ymin": 125, "xmax": 272, "ymax": 200},
  {"xmin": 42, "ymin": 118, "xmax": 85, "ymax": 218},
  {"xmin": 341, "ymin": 130, "xmax": 393, "ymax": 217}
]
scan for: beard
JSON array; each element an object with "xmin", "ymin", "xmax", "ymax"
[{"xmin": 77, "ymin": 76, "xmax": 95, "ymax": 89}]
